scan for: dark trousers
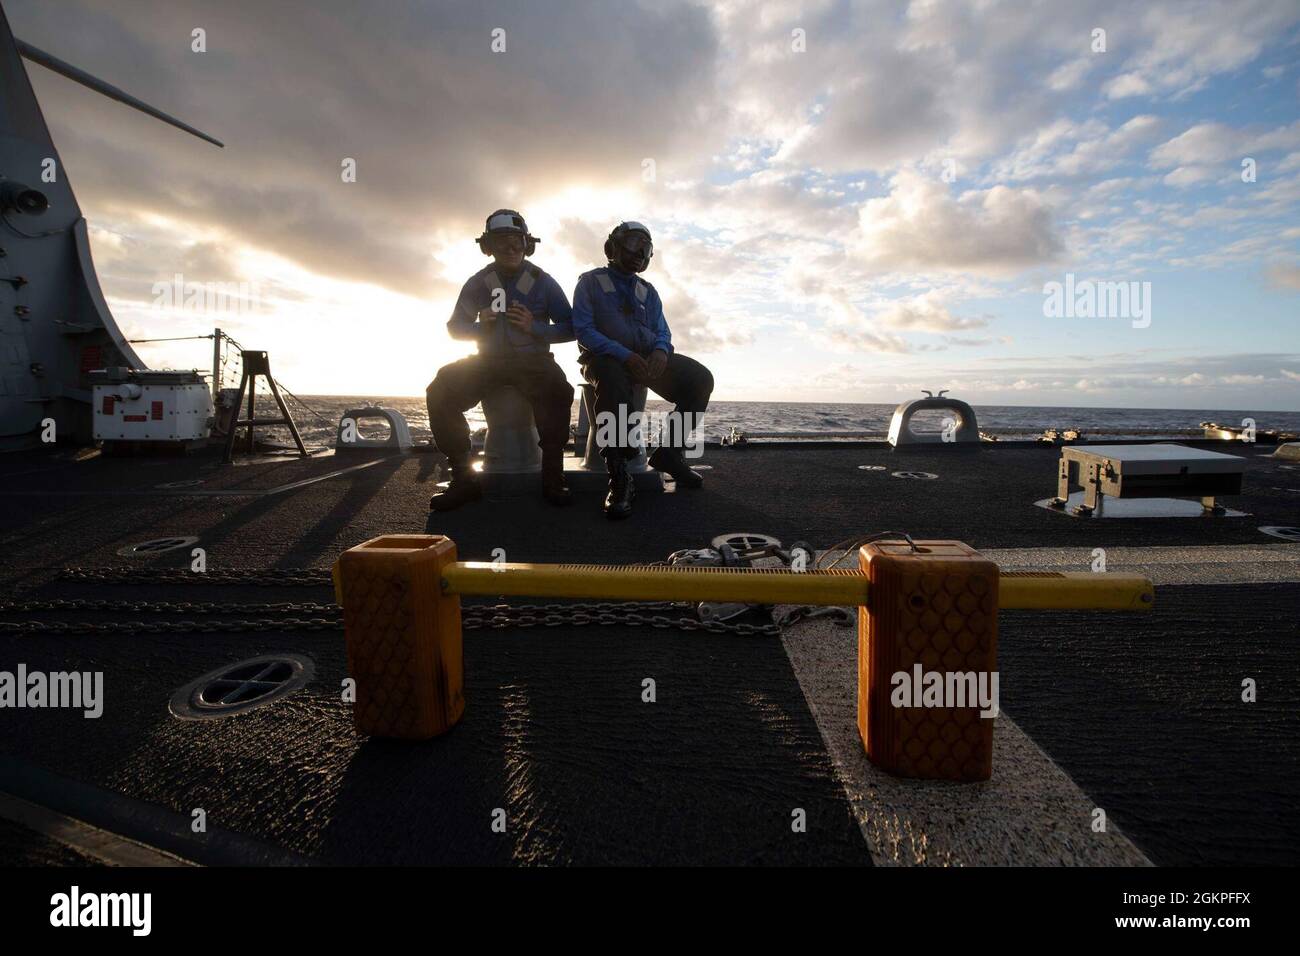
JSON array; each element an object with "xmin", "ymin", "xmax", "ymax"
[
  {"xmin": 581, "ymin": 352, "xmax": 714, "ymax": 458},
  {"xmin": 426, "ymin": 353, "xmax": 574, "ymax": 459}
]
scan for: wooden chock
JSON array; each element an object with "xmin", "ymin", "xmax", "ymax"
[
  {"xmin": 333, "ymin": 534, "xmax": 464, "ymax": 739},
  {"xmin": 858, "ymin": 540, "xmax": 998, "ymax": 781}
]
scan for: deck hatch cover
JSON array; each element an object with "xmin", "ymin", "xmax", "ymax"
[
  {"xmin": 710, "ymin": 532, "xmax": 782, "ymax": 552},
  {"xmin": 170, "ymin": 654, "xmax": 314, "ymax": 720},
  {"xmin": 117, "ymin": 535, "xmax": 199, "ymax": 556}
]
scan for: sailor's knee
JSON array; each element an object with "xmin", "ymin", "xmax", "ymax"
[
  {"xmin": 586, "ymin": 358, "xmax": 630, "ymax": 396},
  {"xmin": 426, "ymin": 375, "xmax": 453, "ymax": 407},
  {"xmin": 698, "ymin": 364, "xmax": 715, "ymax": 398}
]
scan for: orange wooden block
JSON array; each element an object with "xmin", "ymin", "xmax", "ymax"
[
  {"xmin": 333, "ymin": 535, "xmax": 464, "ymax": 739},
  {"xmin": 858, "ymin": 540, "xmax": 998, "ymax": 781}
]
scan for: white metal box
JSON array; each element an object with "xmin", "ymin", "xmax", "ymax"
[{"xmin": 91, "ymin": 368, "xmax": 213, "ymax": 442}]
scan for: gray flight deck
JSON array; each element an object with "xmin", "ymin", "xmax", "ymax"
[{"xmin": 0, "ymin": 439, "xmax": 1297, "ymax": 865}]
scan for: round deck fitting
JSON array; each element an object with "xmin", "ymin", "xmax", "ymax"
[
  {"xmin": 170, "ymin": 654, "xmax": 315, "ymax": 720},
  {"xmin": 711, "ymin": 532, "xmax": 782, "ymax": 552},
  {"xmin": 891, "ymin": 470, "xmax": 938, "ymax": 480},
  {"xmin": 116, "ymin": 535, "xmax": 200, "ymax": 556},
  {"xmin": 1259, "ymin": 526, "xmax": 1300, "ymax": 542}
]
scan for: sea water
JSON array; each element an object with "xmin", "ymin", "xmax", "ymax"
[{"xmin": 246, "ymin": 396, "xmax": 1300, "ymax": 448}]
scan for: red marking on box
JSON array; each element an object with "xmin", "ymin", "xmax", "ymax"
[
  {"xmin": 102, "ymin": 397, "xmax": 115, "ymax": 415},
  {"xmin": 123, "ymin": 414, "xmax": 147, "ymax": 422},
  {"xmin": 151, "ymin": 401, "xmax": 164, "ymax": 420}
]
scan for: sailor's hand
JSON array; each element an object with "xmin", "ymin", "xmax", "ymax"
[
  {"xmin": 646, "ymin": 349, "xmax": 668, "ymax": 381},
  {"xmin": 506, "ymin": 302, "xmax": 534, "ymax": 334},
  {"xmin": 477, "ymin": 308, "xmax": 499, "ymax": 323},
  {"xmin": 624, "ymin": 353, "xmax": 650, "ymax": 382}
]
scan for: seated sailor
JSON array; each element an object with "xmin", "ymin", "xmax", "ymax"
[
  {"xmin": 572, "ymin": 221, "xmax": 714, "ymax": 519},
  {"xmin": 426, "ymin": 208, "xmax": 576, "ymax": 511}
]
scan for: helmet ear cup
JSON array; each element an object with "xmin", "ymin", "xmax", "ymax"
[
  {"xmin": 603, "ymin": 236, "xmax": 615, "ymax": 260},
  {"xmin": 524, "ymin": 236, "xmax": 537, "ymax": 256}
]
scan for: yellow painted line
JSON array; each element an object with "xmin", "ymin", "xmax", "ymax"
[{"xmin": 443, "ymin": 563, "xmax": 1153, "ymax": 611}]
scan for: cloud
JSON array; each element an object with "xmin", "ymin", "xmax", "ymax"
[
  {"xmin": 7, "ymin": 0, "xmax": 1298, "ymax": 403},
  {"xmin": 871, "ymin": 293, "xmax": 990, "ymax": 333},
  {"xmin": 993, "ymin": 115, "xmax": 1164, "ymax": 182},
  {"xmin": 10, "ymin": 0, "xmax": 723, "ymax": 299},
  {"xmin": 1102, "ymin": 0, "xmax": 1300, "ymax": 99},
  {"xmin": 1149, "ymin": 120, "xmax": 1300, "ymax": 186},
  {"xmin": 813, "ymin": 291, "xmax": 994, "ymax": 355},
  {"xmin": 854, "ymin": 171, "xmax": 1063, "ymax": 275},
  {"xmin": 1266, "ymin": 264, "xmax": 1300, "ymax": 291}
]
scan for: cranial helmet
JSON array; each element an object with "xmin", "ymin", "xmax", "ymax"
[
  {"xmin": 477, "ymin": 208, "xmax": 539, "ymax": 256},
  {"xmin": 604, "ymin": 221, "xmax": 653, "ymax": 273}
]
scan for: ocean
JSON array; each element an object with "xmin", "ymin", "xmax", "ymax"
[{"xmin": 259, "ymin": 395, "xmax": 1300, "ymax": 447}]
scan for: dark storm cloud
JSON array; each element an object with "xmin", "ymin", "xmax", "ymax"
[{"xmin": 7, "ymin": 0, "xmax": 722, "ymax": 296}]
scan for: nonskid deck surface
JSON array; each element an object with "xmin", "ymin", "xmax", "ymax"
[{"xmin": 0, "ymin": 442, "xmax": 1297, "ymax": 865}]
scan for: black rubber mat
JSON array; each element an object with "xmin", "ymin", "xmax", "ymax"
[
  {"xmin": 1000, "ymin": 583, "xmax": 1300, "ymax": 866},
  {"xmin": 0, "ymin": 622, "xmax": 868, "ymax": 865}
]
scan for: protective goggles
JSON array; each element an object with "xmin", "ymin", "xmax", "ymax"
[{"xmin": 616, "ymin": 233, "xmax": 653, "ymax": 257}]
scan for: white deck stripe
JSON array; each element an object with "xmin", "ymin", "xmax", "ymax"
[
  {"xmin": 0, "ymin": 791, "xmax": 194, "ymax": 867},
  {"xmin": 779, "ymin": 615, "xmax": 1151, "ymax": 866},
  {"xmin": 779, "ymin": 541, "xmax": 1298, "ymax": 863},
  {"xmin": 983, "ymin": 542, "xmax": 1300, "ymax": 585},
  {"xmin": 774, "ymin": 547, "xmax": 1153, "ymax": 866}
]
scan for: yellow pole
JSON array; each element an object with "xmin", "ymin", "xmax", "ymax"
[
  {"xmin": 442, "ymin": 562, "xmax": 1152, "ymax": 611},
  {"xmin": 443, "ymin": 562, "xmax": 870, "ymax": 605},
  {"xmin": 998, "ymin": 571, "xmax": 1152, "ymax": 610}
]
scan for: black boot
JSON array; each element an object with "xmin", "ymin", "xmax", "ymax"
[
  {"xmin": 603, "ymin": 453, "xmax": 635, "ymax": 519},
  {"xmin": 541, "ymin": 448, "xmax": 572, "ymax": 507},
  {"xmin": 429, "ymin": 456, "xmax": 483, "ymax": 512},
  {"xmin": 648, "ymin": 446, "xmax": 704, "ymax": 488}
]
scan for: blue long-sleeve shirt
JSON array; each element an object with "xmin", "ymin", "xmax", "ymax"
[
  {"xmin": 447, "ymin": 262, "xmax": 574, "ymax": 357},
  {"xmin": 571, "ymin": 266, "xmax": 673, "ymax": 364}
]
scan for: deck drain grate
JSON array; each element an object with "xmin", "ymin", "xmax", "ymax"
[
  {"xmin": 892, "ymin": 470, "xmax": 938, "ymax": 480},
  {"xmin": 117, "ymin": 536, "xmax": 199, "ymax": 557},
  {"xmin": 711, "ymin": 532, "xmax": 782, "ymax": 552},
  {"xmin": 858, "ymin": 465, "xmax": 886, "ymax": 471},
  {"xmin": 1259, "ymin": 526, "xmax": 1300, "ymax": 542},
  {"xmin": 170, "ymin": 654, "xmax": 314, "ymax": 720}
]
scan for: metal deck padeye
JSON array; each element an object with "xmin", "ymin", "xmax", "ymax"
[{"xmin": 1050, "ymin": 443, "xmax": 1246, "ymax": 516}]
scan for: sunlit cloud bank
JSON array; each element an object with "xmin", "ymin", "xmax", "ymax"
[{"xmin": 10, "ymin": 0, "xmax": 1300, "ymax": 407}]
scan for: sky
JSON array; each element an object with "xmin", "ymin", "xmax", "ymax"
[{"xmin": 8, "ymin": 0, "xmax": 1300, "ymax": 409}]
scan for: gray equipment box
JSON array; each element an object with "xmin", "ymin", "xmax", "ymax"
[{"xmin": 1049, "ymin": 443, "xmax": 1245, "ymax": 516}]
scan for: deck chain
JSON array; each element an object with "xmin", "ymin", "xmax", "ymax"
[
  {"xmin": 0, "ymin": 597, "xmax": 780, "ymax": 637},
  {"xmin": 58, "ymin": 566, "xmax": 335, "ymax": 586}
]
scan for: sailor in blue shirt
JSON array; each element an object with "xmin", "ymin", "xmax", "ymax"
[
  {"xmin": 572, "ymin": 221, "xmax": 714, "ymax": 518},
  {"xmin": 426, "ymin": 209, "xmax": 576, "ymax": 510}
]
